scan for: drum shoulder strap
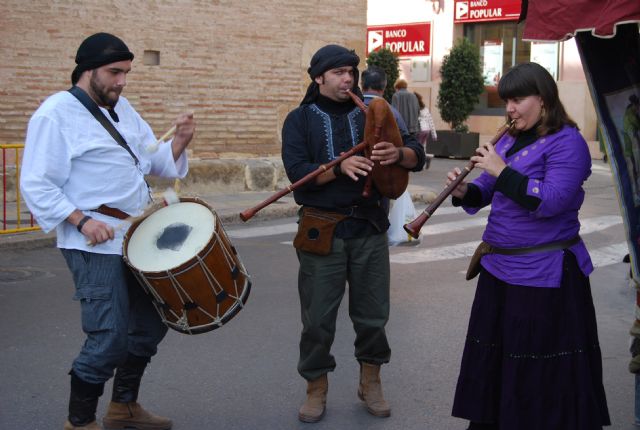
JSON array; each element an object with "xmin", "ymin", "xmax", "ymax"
[{"xmin": 68, "ymin": 86, "xmax": 140, "ymax": 166}]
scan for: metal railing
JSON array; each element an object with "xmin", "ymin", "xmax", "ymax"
[{"xmin": 1, "ymin": 143, "xmax": 40, "ymax": 234}]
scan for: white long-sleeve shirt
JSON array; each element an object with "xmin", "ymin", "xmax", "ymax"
[
  {"xmin": 20, "ymin": 91, "xmax": 188, "ymax": 255},
  {"xmin": 418, "ymin": 107, "xmax": 437, "ymax": 140}
]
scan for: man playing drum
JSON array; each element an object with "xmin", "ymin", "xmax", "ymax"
[
  {"xmin": 281, "ymin": 44, "xmax": 425, "ymax": 423},
  {"xmin": 20, "ymin": 33, "xmax": 195, "ymax": 430}
]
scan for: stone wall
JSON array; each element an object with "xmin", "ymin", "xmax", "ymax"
[
  {"xmin": 148, "ymin": 157, "xmax": 289, "ymax": 194},
  {"xmin": 0, "ymin": 0, "xmax": 367, "ymax": 157}
]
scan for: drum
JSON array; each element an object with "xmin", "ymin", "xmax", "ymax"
[{"xmin": 122, "ymin": 197, "xmax": 251, "ymax": 334}]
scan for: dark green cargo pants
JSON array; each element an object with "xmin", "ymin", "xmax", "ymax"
[{"xmin": 296, "ymin": 232, "xmax": 391, "ymax": 381}]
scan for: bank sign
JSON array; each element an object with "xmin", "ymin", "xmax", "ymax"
[
  {"xmin": 454, "ymin": 0, "xmax": 521, "ymax": 23},
  {"xmin": 367, "ymin": 22, "xmax": 431, "ymax": 57}
]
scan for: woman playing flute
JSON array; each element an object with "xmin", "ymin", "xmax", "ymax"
[{"xmin": 448, "ymin": 62, "xmax": 610, "ymax": 430}]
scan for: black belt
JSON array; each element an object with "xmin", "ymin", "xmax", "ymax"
[
  {"xmin": 488, "ymin": 235, "xmax": 581, "ymax": 256},
  {"xmin": 307, "ymin": 204, "xmax": 387, "ymax": 233},
  {"xmin": 322, "ymin": 204, "xmax": 381, "ymax": 217}
]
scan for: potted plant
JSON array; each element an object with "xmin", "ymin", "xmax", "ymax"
[
  {"xmin": 432, "ymin": 37, "xmax": 485, "ymax": 158},
  {"xmin": 366, "ymin": 47, "xmax": 400, "ymax": 103}
]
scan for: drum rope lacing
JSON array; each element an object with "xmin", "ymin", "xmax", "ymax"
[{"xmin": 122, "ymin": 200, "xmax": 252, "ymax": 334}]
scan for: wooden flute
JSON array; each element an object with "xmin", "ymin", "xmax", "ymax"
[{"xmin": 403, "ymin": 120, "xmax": 515, "ymax": 239}]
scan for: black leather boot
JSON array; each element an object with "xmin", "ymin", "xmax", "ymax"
[
  {"xmin": 111, "ymin": 353, "xmax": 149, "ymax": 403},
  {"xmin": 103, "ymin": 353, "xmax": 172, "ymax": 430},
  {"xmin": 66, "ymin": 370, "xmax": 105, "ymax": 427}
]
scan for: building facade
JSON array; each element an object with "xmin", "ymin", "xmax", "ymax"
[
  {"xmin": 0, "ymin": 0, "xmax": 367, "ymax": 158},
  {"xmin": 367, "ymin": 0, "xmax": 598, "ymax": 141}
]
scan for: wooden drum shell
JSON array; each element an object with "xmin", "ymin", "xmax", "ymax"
[{"xmin": 122, "ymin": 197, "xmax": 251, "ymax": 334}]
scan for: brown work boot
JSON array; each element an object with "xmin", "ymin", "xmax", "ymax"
[
  {"xmin": 298, "ymin": 374, "xmax": 328, "ymax": 423},
  {"xmin": 63, "ymin": 420, "xmax": 102, "ymax": 429},
  {"xmin": 102, "ymin": 402, "xmax": 172, "ymax": 430},
  {"xmin": 357, "ymin": 362, "xmax": 391, "ymax": 417}
]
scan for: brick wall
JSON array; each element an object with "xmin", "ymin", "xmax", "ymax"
[{"xmin": 0, "ymin": 0, "xmax": 367, "ymax": 158}]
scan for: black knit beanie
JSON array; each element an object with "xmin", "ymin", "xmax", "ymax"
[
  {"xmin": 71, "ymin": 33, "xmax": 134, "ymax": 85},
  {"xmin": 300, "ymin": 44, "xmax": 362, "ymax": 105}
]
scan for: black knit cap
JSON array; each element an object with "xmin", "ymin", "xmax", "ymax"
[
  {"xmin": 300, "ymin": 44, "xmax": 362, "ymax": 105},
  {"xmin": 71, "ymin": 33, "xmax": 134, "ymax": 85}
]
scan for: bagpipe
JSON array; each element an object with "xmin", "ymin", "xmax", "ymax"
[{"xmin": 239, "ymin": 89, "xmax": 409, "ymax": 222}]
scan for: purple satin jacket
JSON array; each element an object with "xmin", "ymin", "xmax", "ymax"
[{"xmin": 463, "ymin": 125, "xmax": 593, "ymax": 288}]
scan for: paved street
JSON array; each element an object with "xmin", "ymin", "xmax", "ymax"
[{"xmin": 1, "ymin": 157, "xmax": 637, "ymax": 429}]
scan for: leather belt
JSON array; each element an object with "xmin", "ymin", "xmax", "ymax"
[
  {"xmin": 328, "ymin": 203, "xmax": 382, "ymax": 217},
  {"xmin": 92, "ymin": 205, "xmax": 131, "ymax": 220},
  {"xmin": 489, "ymin": 235, "xmax": 581, "ymax": 256}
]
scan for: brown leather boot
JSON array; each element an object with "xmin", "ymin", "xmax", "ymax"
[
  {"xmin": 102, "ymin": 353, "xmax": 172, "ymax": 429},
  {"xmin": 63, "ymin": 420, "xmax": 102, "ymax": 429},
  {"xmin": 298, "ymin": 374, "xmax": 328, "ymax": 423},
  {"xmin": 357, "ymin": 362, "xmax": 391, "ymax": 417},
  {"xmin": 102, "ymin": 402, "xmax": 172, "ymax": 430}
]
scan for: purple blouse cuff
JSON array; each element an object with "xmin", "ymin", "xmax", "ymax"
[{"xmin": 526, "ymin": 178, "xmax": 543, "ymax": 198}]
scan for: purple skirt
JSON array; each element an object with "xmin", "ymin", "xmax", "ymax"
[{"xmin": 452, "ymin": 252, "xmax": 610, "ymax": 429}]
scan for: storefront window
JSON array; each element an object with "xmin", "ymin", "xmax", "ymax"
[
  {"xmin": 530, "ymin": 42, "xmax": 559, "ymax": 80},
  {"xmin": 464, "ymin": 21, "xmax": 531, "ymax": 114}
]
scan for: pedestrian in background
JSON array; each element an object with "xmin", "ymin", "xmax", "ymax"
[
  {"xmin": 447, "ymin": 62, "xmax": 610, "ymax": 430},
  {"xmin": 391, "ymin": 78, "xmax": 420, "ymax": 137},
  {"xmin": 20, "ymin": 33, "xmax": 195, "ymax": 430},
  {"xmin": 281, "ymin": 44, "xmax": 425, "ymax": 423},
  {"xmin": 414, "ymin": 91, "xmax": 437, "ymax": 150},
  {"xmin": 361, "ymin": 66, "xmax": 409, "ymax": 136}
]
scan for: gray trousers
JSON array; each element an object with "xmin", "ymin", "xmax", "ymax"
[
  {"xmin": 61, "ymin": 249, "xmax": 167, "ymax": 385},
  {"xmin": 296, "ymin": 232, "xmax": 391, "ymax": 381}
]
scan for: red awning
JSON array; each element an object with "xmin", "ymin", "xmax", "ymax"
[{"xmin": 522, "ymin": 0, "xmax": 640, "ymax": 41}]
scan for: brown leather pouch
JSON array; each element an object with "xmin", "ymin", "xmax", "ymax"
[
  {"xmin": 293, "ymin": 207, "xmax": 347, "ymax": 256},
  {"xmin": 466, "ymin": 241, "xmax": 494, "ymax": 280}
]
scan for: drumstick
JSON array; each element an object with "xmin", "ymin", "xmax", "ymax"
[
  {"xmin": 86, "ymin": 188, "xmax": 180, "ymax": 245},
  {"xmin": 146, "ymin": 110, "xmax": 195, "ymax": 153},
  {"xmin": 146, "ymin": 125, "xmax": 177, "ymax": 153},
  {"xmin": 113, "ymin": 188, "xmax": 180, "ymax": 231}
]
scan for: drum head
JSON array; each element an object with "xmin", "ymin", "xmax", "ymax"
[{"xmin": 126, "ymin": 202, "xmax": 216, "ymax": 272}]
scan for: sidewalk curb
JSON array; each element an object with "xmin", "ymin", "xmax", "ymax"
[{"xmin": 0, "ymin": 231, "xmax": 57, "ymax": 251}]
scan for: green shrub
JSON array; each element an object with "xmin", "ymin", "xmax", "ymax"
[
  {"xmin": 366, "ymin": 48, "xmax": 400, "ymax": 103},
  {"xmin": 437, "ymin": 38, "xmax": 484, "ymax": 133}
]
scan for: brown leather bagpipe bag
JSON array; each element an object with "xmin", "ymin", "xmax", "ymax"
[{"xmin": 365, "ymin": 98, "xmax": 409, "ymax": 200}]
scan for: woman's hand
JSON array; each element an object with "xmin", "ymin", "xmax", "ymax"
[
  {"xmin": 446, "ymin": 167, "xmax": 468, "ymax": 199},
  {"xmin": 471, "ymin": 142, "xmax": 506, "ymax": 177}
]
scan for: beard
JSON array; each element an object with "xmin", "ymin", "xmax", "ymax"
[{"xmin": 89, "ymin": 70, "xmax": 120, "ymax": 108}]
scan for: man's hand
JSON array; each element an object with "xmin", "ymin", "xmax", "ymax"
[
  {"xmin": 68, "ymin": 210, "xmax": 115, "ymax": 245},
  {"xmin": 370, "ymin": 141, "xmax": 399, "ymax": 165},
  {"xmin": 339, "ymin": 155, "xmax": 374, "ymax": 181},
  {"xmin": 81, "ymin": 219, "xmax": 115, "ymax": 245},
  {"xmin": 171, "ymin": 111, "xmax": 196, "ymax": 161}
]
